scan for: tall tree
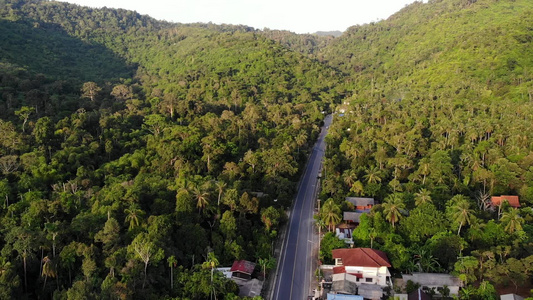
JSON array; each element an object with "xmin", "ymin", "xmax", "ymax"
[
  {"xmin": 321, "ymin": 198, "xmax": 341, "ymax": 232},
  {"xmin": 449, "ymin": 196, "xmax": 474, "ymax": 235},
  {"xmin": 128, "ymin": 233, "xmax": 164, "ymax": 290},
  {"xmin": 382, "ymin": 193, "xmax": 405, "ymax": 228},
  {"xmin": 414, "ymin": 188, "xmax": 432, "ymax": 206},
  {"xmin": 192, "ymin": 186, "xmax": 210, "ymax": 213},
  {"xmin": 124, "ymin": 206, "xmax": 144, "ymax": 230},
  {"xmin": 500, "ymin": 209, "xmax": 524, "ymax": 234},
  {"xmin": 81, "ymin": 81, "xmax": 101, "ymax": 102}
]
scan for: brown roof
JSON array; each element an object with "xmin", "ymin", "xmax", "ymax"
[
  {"xmin": 491, "ymin": 195, "xmax": 520, "ymax": 208},
  {"xmin": 345, "ymin": 197, "xmax": 375, "ymax": 206},
  {"xmin": 332, "ymin": 248, "xmax": 391, "ymax": 268},
  {"xmin": 230, "ymin": 260, "xmax": 256, "ymax": 275},
  {"xmin": 333, "ymin": 266, "xmax": 346, "ymax": 274}
]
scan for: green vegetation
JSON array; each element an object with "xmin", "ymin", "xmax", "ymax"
[
  {"xmin": 319, "ymin": 0, "xmax": 533, "ymax": 296},
  {"xmin": 0, "ymin": 0, "xmax": 341, "ymax": 298},
  {"xmin": 1, "ymin": 0, "xmax": 533, "ymax": 298}
]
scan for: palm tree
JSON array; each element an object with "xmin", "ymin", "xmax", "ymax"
[
  {"xmin": 343, "ymin": 170, "xmax": 357, "ymax": 189},
  {"xmin": 363, "ymin": 166, "xmax": 383, "ymax": 184},
  {"xmin": 383, "ymin": 193, "xmax": 405, "ymax": 228},
  {"xmin": 41, "ymin": 256, "xmax": 56, "ymax": 292},
  {"xmin": 167, "ymin": 255, "xmax": 177, "ymax": 290},
  {"xmin": 321, "ymin": 199, "xmax": 341, "ymax": 232},
  {"xmin": 124, "ymin": 206, "xmax": 144, "ymax": 230},
  {"xmin": 202, "ymin": 252, "xmax": 219, "ymax": 300},
  {"xmin": 215, "ymin": 181, "xmax": 226, "ymax": 207},
  {"xmin": 417, "ymin": 158, "xmax": 431, "ymax": 184},
  {"xmin": 414, "ymin": 249, "xmax": 441, "ymax": 272},
  {"xmin": 295, "ymin": 132, "xmax": 307, "ymax": 154},
  {"xmin": 501, "ymin": 209, "xmax": 524, "ymax": 234},
  {"xmin": 193, "ymin": 186, "xmax": 210, "ymax": 213},
  {"xmin": 450, "ymin": 198, "xmax": 473, "ymax": 235},
  {"xmin": 414, "ymin": 188, "xmax": 432, "ymax": 206},
  {"xmin": 350, "ymin": 180, "xmax": 364, "ymax": 196}
]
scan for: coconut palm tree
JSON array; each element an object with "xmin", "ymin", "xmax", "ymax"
[
  {"xmin": 193, "ymin": 186, "xmax": 210, "ymax": 213},
  {"xmin": 363, "ymin": 166, "xmax": 383, "ymax": 184},
  {"xmin": 167, "ymin": 255, "xmax": 177, "ymax": 290},
  {"xmin": 321, "ymin": 199, "xmax": 341, "ymax": 232},
  {"xmin": 41, "ymin": 256, "xmax": 56, "ymax": 291},
  {"xmin": 501, "ymin": 209, "xmax": 524, "ymax": 234},
  {"xmin": 383, "ymin": 193, "xmax": 405, "ymax": 228},
  {"xmin": 124, "ymin": 206, "xmax": 144, "ymax": 230},
  {"xmin": 215, "ymin": 181, "xmax": 226, "ymax": 207},
  {"xmin": 414, "ymin": 188, "xmax": 432, "ymax": 206},
  {"xmin": 450, "ymin": 198, "xmax": 473, "ymax": 235},
  {"xmin": 202, "ymin": 252, "xmax": 219, "ymax": 300}
]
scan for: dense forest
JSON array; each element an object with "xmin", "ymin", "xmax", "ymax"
[
  {"xmin": 0, "ymin": 0, "xmax": 532, "ymax": 299},
  {"xmin": 0, "ymin": 0, "xmax": 342, "ymax": 298},
  {"xmin": 317, "ymin": 0, "xmax": 533, "ymax": 298}
]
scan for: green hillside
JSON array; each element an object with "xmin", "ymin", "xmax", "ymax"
[
  {"xmin": 318, "ymin": 0, "xmax": 533, "ymax": 296},
  {"xmin": 321, "ymin": 0, "xmax": 533, "ymax": 102},
  {"xmin": 0, "ymin": 0, "xmax": 342, "ymax": 299},
  {"xmin": 0, "ymin": 0, "xmax": 532, "ymax": 298}
]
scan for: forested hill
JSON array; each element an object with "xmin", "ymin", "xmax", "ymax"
[
  {"xmin": 1, "ymin": 0, "xmax": 533, "ymax": 298},
  {"xmin": 320, "ymin": 0, "xmax": 533, "ymax": 102},
  {"xmin": 317, "ymin": 0, "xmax": 533, "ymax": 297},
  {"xmin": 0, "ymin": 0, "xmax": 342, "ymax": 299}
]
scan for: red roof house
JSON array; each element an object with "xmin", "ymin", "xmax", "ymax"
[
  {"xmin": 230, "ymin": 260, "xmax": 256, "ymax": 279},
  {"xmin": 490, "ymin": 195, "xmax": 520, "ymax": 208},
  {"xmin": 331, "ymin": 248, "xmax": 392, "ymax": 289},
  {"xmin": 332, "ymin": 248, "xmax": 391, "ymax": 268}
]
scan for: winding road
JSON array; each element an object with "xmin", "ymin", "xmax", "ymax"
[{"xmin": 271, "ymin": 114, "xmax": 332, "ymax": 300}]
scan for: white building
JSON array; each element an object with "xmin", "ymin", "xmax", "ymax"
[
  {"xmin": 332, "ymin": 248, "xmax": 392, "ymax": 286},
  {"xmin": 401, "ymin": 273, "xmax": 463, "ymax": 297}
]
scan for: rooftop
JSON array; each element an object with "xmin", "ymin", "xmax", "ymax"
[
  {"xmin": 343, "ymin": 211, "xmax": 370, "ymax": 223},
  {"xmin": 490, "ymin": 195, "xmax": 520, "ymax": 208},
  {"xmin": 230, "ymin": 260, "xmax": 256, "ymax": 275},
  {"xmin": 346, "ymin": 197, "xmax": 375, "ymax": 206},
  {"xmin": 332, "ymin": 248, "xmax": 391, "ymax": 268},
  {"xmin": 402, "ymin": 273, "xmax": 462, "ymax": 287},
  {"xmin": 327, "ymin": 294, "xmax": 363, "ymax": 300}
]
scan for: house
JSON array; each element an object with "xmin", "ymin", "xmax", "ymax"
[
  {"xmin": 490, "ymin": 195, "xmax": 520, "ymax": 209},
  {"xmin": 331, "ymin": 268, "xmax": 385, "ymax": 299},
  {"xmin": 401, "ymin": 273, "xmax": 462, "ymax": 296},
  {"xmin": 345, "ymin": 197, "xmax": 375, "ymax": 210},
  {"xmin": 335, "ymin": 223, "xmax": 355, "ymax": 245},
  {"xmin": 230, "ymin": 260, "xmax": 256, "ymax": 280},
  {"xmin": 332, "ymin": 248, "xmax": 392, "ymax": 287},
  {"xmin": 344, "ymin": 212, "xmax": 363, "ymax": 224},
  {"xmin": 331, "ymin": 271, "xmax": 358, "ymax": 294}
]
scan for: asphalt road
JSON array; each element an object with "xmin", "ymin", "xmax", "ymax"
[{"xmin": 271, "ymin": 114, "xmax": 332, "ymax": 300}]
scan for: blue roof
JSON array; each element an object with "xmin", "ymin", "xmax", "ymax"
[{"xmin": 327, "ymin": 294, "xmax": 364, "ymax": 300}]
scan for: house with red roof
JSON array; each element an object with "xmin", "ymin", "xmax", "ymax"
[
  {"xmin": 490, "ymin": 195, "xmax": 520, "ymax": 209},
  {"xmin": 331, "ymin": 248, "xmax": 393, "ymax": 298},
  {"xmin": 230, "ymin": 260, "xmax": 256, "ymax": 280}
]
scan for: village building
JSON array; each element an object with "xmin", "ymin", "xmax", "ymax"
[
  {"xmin": 230, "ymin": 260, "xmax": 256, "ymax": 280},
  {"xmin": 345, "ymin": 197, "xmax": 375, "ymax": 211},
  {"xmin": 401, "ymin": 273, "xmax": 462, "ymax": 297},
  {"xmin": 490, "ymin": 195, "xmax": 521, "ymax": 209},
  {"xmin": 330, "ymin": 248, "xmax": 393, "ymax": 299}
]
